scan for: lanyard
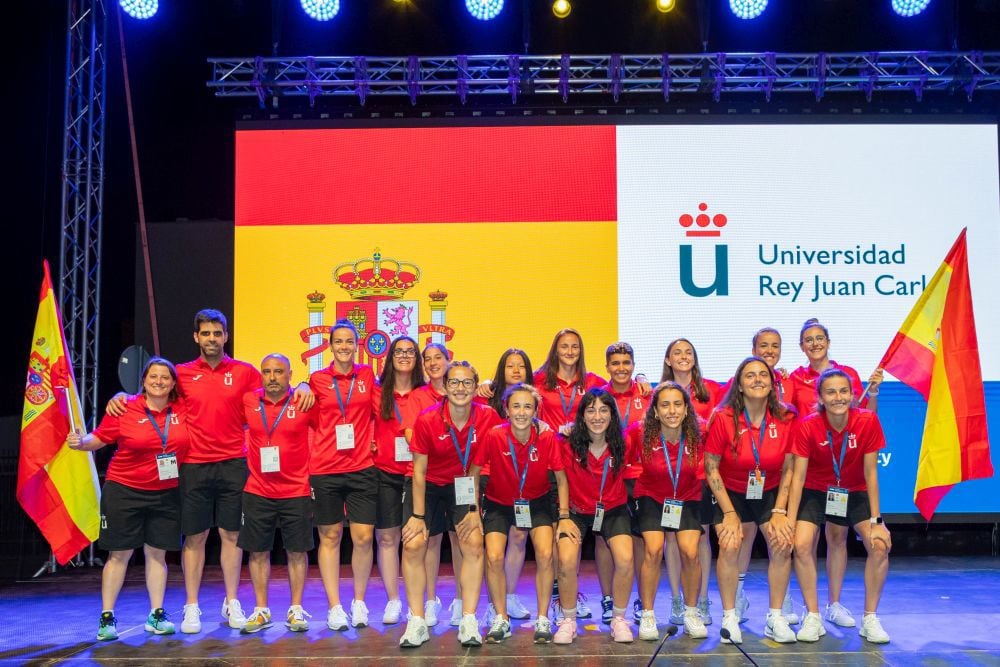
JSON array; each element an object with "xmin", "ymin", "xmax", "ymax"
[
  {"xmin": 393, "ymin": 400, "xmax": 403, "ymax": 425},
  {"xmin": 622, "ymin": 396, "xmax": 631, "ymax": 425},
  {"xmin": 743, "ymin": 408, "xmax": 767, "ymax": 472},
  {"xmin": 448, "ymin": 416, "xmax": 475, "ymax": 475},
  {"xmin": 259, "ymin": 395, "xmax": 292, "ymax": 442},
  {"xmin": 660, "ymin": 432, "xmax": 685, "ymax": 499},
  {"xmin": 558, "ymin": 385, "xmax": 576, "ymax": 420},
  {"xmin": 827, "ymin": 429, "xmax": 850, "ymax": 486},
  {"xmin": 775, "ymin": 375, "xmax": 784, "ymax": 402},
  {"xmin": 593, "ymin": 454, "xmax": 611, "ymax": 503},
  {"xmin": 507, "ymin": 433, "xmax": 534, "ymax": 498},
  {"xmin": 333, "ymin": 374, "xmax": 356, "ymax": 422},
  {"xmin": 145, "ymin": 407, "xmax": 172, "ymax": 452}
]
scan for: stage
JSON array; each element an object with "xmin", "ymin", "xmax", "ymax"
[{"xmin": 1, "ymin": 556, "xmax": 997, "ymax": 665}]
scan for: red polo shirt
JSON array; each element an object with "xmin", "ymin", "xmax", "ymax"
[
  {"xmin": 533, "ymin": 370, "xmax": 606, "ymax": 430},
  {"xmin": 792, "ymin": 408, "xmax": 885, "ymax": 492},
  {"xmin": 473, "ymin": 423, "xmax": 564, "ymax": 505},
  {"xmin": 704, "ymin": 406, "xmax": 796, "ymax": 493},
  {"xmin": 243, "ymin": 388, "xmax": 315, "ymax": 499},
  {"xmin": 604, "ymin": 381, "xmax": 651, "ymax": 480},
  {"xmin": 308, "ymin": 363, "xmax": 376, "ymax": 475},
  {"xmin": 177, "ymin": 356, "xmax": 261, "ymax": 464},
  {"xmin": 557, "ymin": 433, "xmax": 629, "ymax": 514},
  {"xmin": 410, "ymin": 402, "xmax": 502, "ymax": 486},
  {"xmin": 788, "ymin": 361, "xmax": 865, "ymax": 418},
  {"xmin": 372, "ymin": 383, "xmax": 440, "ymax": 476},
  {"xmin": 627, "ymin": 421, "xmax": 703, "ymax": 503}
]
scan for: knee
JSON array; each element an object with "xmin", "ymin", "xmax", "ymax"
[
  {"xmin": 249, "ymin": 551, "xmax": 270, "ymax": 566},
  {"xmin": 377, "ymin": 530, "xmax": 399, "ymax": 550},
  {"xmin": 867, "ymin": 538, "xmax": 890, "ymax": 559},
  {"xmin": 509, "ymin": 530, "xmax": 528, "ymax": 549},
  {"xmin": 794, "ymin": 539, "xmax": 814, "ymax": 561},
  {"xmin": 486, "ymin": 548, "xmax": 505, "ymax": 570},
  {"xmin": 286, "ymin": 551, "xmax": 307, "ymax": 566},
  {"xmin": 183, "ymin": 531, "xmax": 208, "ymax": 549},
  {"xmin": 680, "ymin": 545, "xmax": 700, "ymax": 565},
  {"xmin": 461, "ymin": 538, "xmax": 484, "ymax": 560},
  {"xmin": 402, "ymin": 535, "xmax": 426, "ymax": 557},
  {"xmin": 615, "ymin": 550, "xmax": 634, "ymax": 573},
  {"xmin": 108, "ymin": 550, "xmax": 132, "ymax": 566},
  {"xmin": 319, "ymin": 528, "xmax": 343, "ymax": 547},
  {"xmin": 534, "ymin": 546, "xmax": 553, "ymax": 569},
  {"xmin": 352, "ymin": 530, "xmax": 374, "ymax": 550}
]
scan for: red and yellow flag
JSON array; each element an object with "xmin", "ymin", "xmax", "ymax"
[
  {"xmin": 17, "ymin": 260, "xmax": 101, "ymax": 564},
  {"xmin": 878, "ymin": 228, "xmax": 993, "ymax": 520}
]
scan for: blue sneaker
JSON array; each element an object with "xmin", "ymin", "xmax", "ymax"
[
  {"xmin": 97, "ymin": 611, "xmax": 118, "ymax": 641},
  {"xmin": 144, "ymin": 607, "xmax": 176, "ymax": 635}
]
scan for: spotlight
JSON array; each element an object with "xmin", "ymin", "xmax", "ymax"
[
  {"xmin": 891, "ymin": 0, "xmax": 931, "ymax": 17},
  {"xmin": 301, "ymin": 0, "xmax": 340, "ymax": 21},
  {"xmin": 729, "ymin": 0, "xmax": 767, "ymax": 19},
  {"xmin": 119, "ymin": 0, "xmax": 158, "ymax": 19},
  {"xmin": 552, "ymin": 0, "xmax": 571, "ymax": 18},
  {"xmin": 656, "ymin": 0, "xmax": 676, "ymax": 12},
  {"xmin": 466, "ymin": 0, "xmax": 504, "ymax": 21}
]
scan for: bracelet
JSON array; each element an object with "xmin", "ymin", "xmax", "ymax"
[
  {"xmin": 868, "ymin": 390, "xmax": 880, "ymax": 397},
  {"xmin": 411, "ymin": 513, "xmax": 425, "ymax": 520},
  {"xmin": 771, "ymin": 508, "xmax": 787, "ymax": 515},
  {"xmin": 724, "ymin": 510, "xmax": 736, "ymax": 515},
  {"xmin": 559, "ymin": 514, "xmax": 571, "ymax": 520}
]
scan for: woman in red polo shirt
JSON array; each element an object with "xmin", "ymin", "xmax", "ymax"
[
  {"xmin": 787, "ymin": 368, "xmax": 892, "ymax": 645},
  {"xmin": 533, "ymin": 329, "xmax": 606, "ymax": 435},
  {"xmin": 68, "ymin": 357, "xmax": 189, "ymax": 642},
  {"xmin": 704, "ymin": 356, "xmax": 797, "ymax": 646}
]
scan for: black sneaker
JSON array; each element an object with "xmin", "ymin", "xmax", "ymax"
[
  {"xmin": 97, "ymin": 611, "xmax": 118, "ymax": 641},
  {"xmin": 601, "ymin": 595, "xmax": 613, "ymax": 624},
  {"xmin": 632, "ymin": 598, "xmax": 642, "ymax": 623},
  {"xmin": 485, "ymin": 616, "xmax": 511, "ymax": 643}
]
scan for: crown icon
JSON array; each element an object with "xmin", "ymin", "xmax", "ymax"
[
  {"xmin": 306, "ymin": 290, "xmax": 327, "ymax": 303},
  {"xmin": 679, "ymin": 203, "xmax": 728, "ymax": 238},
  {"xmin": 333, "ymin": 248, "xmax": 421, "ymax": 301}
]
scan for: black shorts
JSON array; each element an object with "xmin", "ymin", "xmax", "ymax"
[
  {"xmin": 700, "ymin": 483, "xmax": 716, "ymax": 525},
  {"xmin": 98, "ymin": 480, "xmax": 181, "ymax": 552},
  {"xmin": 565, "ymin": 503, "xmax": 632, "ymax": 541},
  {"xmin": 634, "ymin": 495, "xmax": 703, "ymax": 534},
  {"xmin": 311, "ymin": 467, "xmax": 377, "ymax": 526},
  {"xmin": 403, "ymin": 478, "xmax": 470, "ymax": 538},
  {"xmin": 375, "ymin": 468, "xmax": 405, "ymax": 530},
  {"xmin": 797, "ymin": 488, "xmax": 872, "ymax": 528},
  {"xmin": 481, "ymin": 497, "xmax": 556, "ymax": 535},
  {"xmin": 179, "ymin": 458, "xmax": 248, "ymax": 534},
  {"xmin": 237, "ymin": 492, "xmax": 314, "ymax": 553},
  {"xmin": 712, "ymin": 486, "xmax": 779, "ymax": 526}
]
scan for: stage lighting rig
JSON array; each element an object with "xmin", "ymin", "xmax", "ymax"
[
  {"xmin": 656, "ymin": 0, "xmax": 676, "ymax": 13},
  {"xmin": 119, "ymin": 0, "xmax": 158, "ymax": 20},
  {"xmin": 466, "ymin": 0, "xmax": 504, "ymax": 21},
  {"xmin": 301, "ymin": 0, "xmax": 340, "ymax": 21},
  {"xmin": 892, "ymin": 0, "xmax": 931, "ymax": 17},
  {"xmin": 729, "ymin": 0, "xmax": 767, "ymax": 20}
]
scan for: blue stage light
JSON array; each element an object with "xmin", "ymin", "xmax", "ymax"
[
  {"xmin": 729, "ymin": 0, "xmax": 767, "ymax": 20},
  {"xmin": 119, "ymin": 0, "xmax": 158, "ymax": 20},
  {"xmin": 891, "ymin": 0, "xmax": 931, "ymax": 17},
  {"xmin": 466, "ymin": 0, "xmax": 504, "ymax": 21},
  {"xmin": 301, "ymin": 0, "xmax": 340, "ymax": 21}
]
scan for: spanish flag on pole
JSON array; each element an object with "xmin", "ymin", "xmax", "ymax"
[
  {"xmin": 17, "ymin": 260, "xmax": 101, "ymax": 564},
  {"xmin": 877, "ymin": 228, "xmax": 992, "ymax": 520}
]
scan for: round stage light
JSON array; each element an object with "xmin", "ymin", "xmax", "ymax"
[
  {"xmin": 466, "ymin": 0, "xmax": 504, "ymax": 21},
  {"xmin": 891, "ymin": 0, "xmax": 931, "ymax": 17},
  {"xmin": 656, "ymin": 0, "xmax": 676, "ymax": 13},
  {"xmin": 552, "ymin": 0, "xmax": 571, "ymax": 19},
  {"xmin": 119, "ymin": 0, "xmax": 158, "ymax": 20},
  {"xmin": 729, "ymin": 0, "xmax": 767, "ymax": 20},
  {"xmin": 301, "ymin": 0, "xmax": 340, "ymax": 21}
]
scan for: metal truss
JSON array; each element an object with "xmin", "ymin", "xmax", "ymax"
[
  {"xmin": 209, "ymin": 51, "xmax": 1000, "ymax": 105},
  {"xmin": 60, "ymin": 0, "xmax": 106, "ymax": 428}
]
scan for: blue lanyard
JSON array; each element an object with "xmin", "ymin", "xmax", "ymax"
[
  {"xmin": 621, "ymin": 396, "xmax": 631, "ymax": 426},
  {"xmin": 259, "ymin": 395, "xmax": 292, "ymax": 442},
  {"xmin": 448, "ymin": 410, "xmax": 475, "ymax": 474},
  {"xmin": 333, "ymin": 374, "xmax": 356, "ymax": 422},
  {"xmin": 743, "ymin": 408, "xmax": 767, "ymax": 471},
  {"xmin": 144, "ymin": 407, "xmax": 172, "ymax": 452},
  {"xmin": 507, "ymin": 433, "xmax": 535, "ymax": 499},
  {"xmin": 594, "ymin": 455, "xmax": 611, "ymax": 502},
  {"xmin": 393, "ymin": 400, "xmax": 403, "ymax": 425},
  {"xmin": 660, "ymin": 432, "xmax": 685, "ymax": 500},
  {"xmin": 827, "ymin": 429, "xmax": 850, "ymax": 486},
  {"xmin": 558, "ymin": 385, "xmax": 576, "ymax": 419},
  {"xmin": 775, "ymin": 375, "xmax": 784, "ymax": 402}
]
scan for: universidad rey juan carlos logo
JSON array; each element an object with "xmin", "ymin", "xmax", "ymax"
[{"xmin": 678, "ymin": 202, "xmax": 729, "ymax": 297}]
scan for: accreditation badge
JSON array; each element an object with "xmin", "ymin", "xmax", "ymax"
[
  {"xmin": 661, "ymin": 499, "xmax": 683, "ymax": 530},
  {"xmin": 454, "ymin": 476, "xmax": 476, "ymax": 505},
  {"xmin": 394, "ymin": 436, "xmax": 413, "ymax": 462},
  {"xmin": 592, "ymin": 502, "xmax": 606, "ymax": 532},
  {"xmin": 746, "ymin": 471, "xmax": 765, "ymax": 500},
  {"xmin": 335, "ymin": 423, "xmax": 355, "ymax": 450},
  {"xmin": 826, "ymin": 486, "xmax": 849, "ymax": 518},
  {"xmin": 261, "ymin": 445, "xmax": 280, "ymax": 473},
  {"xmin": 514, "ymin": 499, "xmax": 532, "ymax": 529},
  {"xmin": 156, "ymin": 452, "xmax": 179, "ymax": 480}
]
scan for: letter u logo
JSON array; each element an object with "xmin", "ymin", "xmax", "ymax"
[{"xmin": 679, "ymin": 245, "xmax": 729, "ymax": 297}]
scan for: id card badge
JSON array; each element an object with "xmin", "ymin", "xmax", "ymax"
[
  {"xmin": 592, "ymin": 502, "xmax": 606, "ymax": 532},
  {"xmin": 454, "ymin": 476, "xmax": 476, "ymax": 505},
  {"xmin": 661, "ymin": 499, "xmax": 683, "ymax": 530},
  {"xmin": 156, "ymin": 452, "xmax": 179, "ymax": 480},
  {"xmin": 394, "ymin": 436, "xmax": 413, "ymax": 462},
  {"xmin": 261, "ymin": 445, "xmax": 280, "ymax": 473},
  {"xmin": 514, "ymin": 499, "xmax": 532, "ymax": 529},
  {"xmin": 746, "ymin": 470, "xmax": 765, "ymax": 500},
  {"xmin": 826, "ymin": 486, "xmax": 849, "ymax": 517},
  {"xmin": 335, "ymin": 423, "xmax": 355, "ymax": 450}
]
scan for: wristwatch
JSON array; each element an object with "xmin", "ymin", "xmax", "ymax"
[
  {"xmin": 869, "ymin": 516, "xmax": 884, "ymax": 525},
  {"xmin": 468, "ymin": 505, "xmax": 479, "ymax": 514}
]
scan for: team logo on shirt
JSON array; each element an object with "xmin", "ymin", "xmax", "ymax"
[
  {"xmin": 287, "ymin": 406, "xmax": 297, "ymax": 419},
  {"xmin": 848, "ymin": 433, "xmax": 858, "ymax": 449},
  {"xmin": 224, "ymin": 372, "xmax": 233, "ymax": 386},
  {"xmin": 170, "ymin": 413, "xmax": 179, "ymax": 425},
  {"xmin": 768, "ymin": 422, "xmax": 778, "ymax": 438},
  {"xmin": 191, "ymin": 374, "xmax": 203, "ymax": 381},
  {"xmin": 678, "ymin": 202, "xmax": 729, "ymax": 298},
  {"xmin": 632, "ymin": 397, "xmax": 643, "ymax": 409}
]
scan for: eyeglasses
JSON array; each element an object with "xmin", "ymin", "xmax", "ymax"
[
  {"xmin": 446, "ymin": 378, "xmax": 476, "ymax": 389},
  {"xmin": 393, "ymin": 348, "xmax": 417, "ymax": 358},
  {"xmin": 802, "ymin": 335, "xmax": 828, "ymax": 345}
]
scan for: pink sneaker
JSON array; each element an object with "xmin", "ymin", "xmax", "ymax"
[
  {"xmin": 610, "ymin": 616, "xmax": 634, "ymax": 643},
  {"xmin": 553, "ymin": 617, "xmax": 577, "ymax": 644}
]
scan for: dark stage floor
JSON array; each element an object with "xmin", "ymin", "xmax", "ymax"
[{"xmin": 1, "ymin": 555, "xmax": 998, "ymax": 665}]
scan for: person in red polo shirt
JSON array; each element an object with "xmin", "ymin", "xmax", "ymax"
[
  {"xmin": 470, "ymin": 383, "xmax": 571, "ymax": 645},
  {"xmin": 309, "ymin": 318, "xmax": 378, "ymax": 631},
  {"xmin": 237, "ymin": 354, "xmax": 317, "ymax": 635},
  {"xmin": 398, "ymin": 361, "xmax": 501, "ymax": 649},
  {"xmin": 704, "ymin": 356, "xmax": 797, "ymax": 646},
  {"xmin": 787, "ymin": 368, "xmax": 892, "ymax": 645},
  {"xmin": 787, "ymin": 317, "xmax": 883, "ymax": 629},
  {"xmin": 69, "ymin": 358, "xmax": 189, "ymax": 641}
]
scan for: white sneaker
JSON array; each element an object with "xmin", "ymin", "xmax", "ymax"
[
  {"xmin": 735, "ymin": 588, "xmax": 749, "ymax": 623},
  {"xmin": 285, "ymin": 605, "xmax": 311, "ymax": 632},
  {"xmin": 399, "ymin": 616, "xmax": 430, "ymax": 648},
  {"xmin": 638, "ymin": 610, "xmax": 659, "ymax": 641},
  {"xmin": 457, "ymin": 613, "xmax": 482, "ymax": 646},
  {"xmin": 222, "ymin": 598, "xmax": 247, "ymax": 630},
  {"xmin": 180, "ymin": 603, "xmax": 201, "ymax": 634},
  {"xmin": 683, "ymin": 608, "xmax": 708, "ymax": 639},
  {"xmin": 350, "ymin": 600, "xmax": 369, "ymax": 628},
  {"xmin": 424, "ymin": 597, "xmax": 442, "ymax": 627},
  {"xmin": 796, "ymin": 612, "xmax": 826, "ymax": 642},
  {"xmin": 696, "ymin": 596, "xmax": 713, "ymax": 625},
  {"xmin": 506, "ymin": 593, "xmax": 530, "ymax": 620},
  {"xmin": 859, "ymin": 614, "xmax": 890, "ymax": 644},
  {"xmin": 720, "ymin": 613, "xmax": 742, "ymax": 644},
  {"xmin": 485, "ymin": 615, "xmax": 511, "ymax": 643},
  {"xmin": 765, "ymin": 611, "xmax": 797, "ymax": 643},
  {"xmin": 782, "ymin": 591, "xmax": 800, "ymax": 625},
  {"xmin": 669, "ymin": 595, "xmax": 684, "ymax": 624},
  {"xmin": 533, "ymin": 616, "xmax": 554, "ymax": 643},
  {"xmin": 383, "ymin": 599, "xmax": 403, "ymax": 625},
  {"xmin": 575, "ymin": 592, "xmax": 592, "ymax": 619},
  {"xmin": 448, "ymin": 598, "xmax": 463, "ymax": 627},
  {"xmin": 327, "ymin": 604, "xmax": 349, "ymax": 631},
  {"xmin": 825, "ymin": 601, "xmax": 856, "ymax": 628}
]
